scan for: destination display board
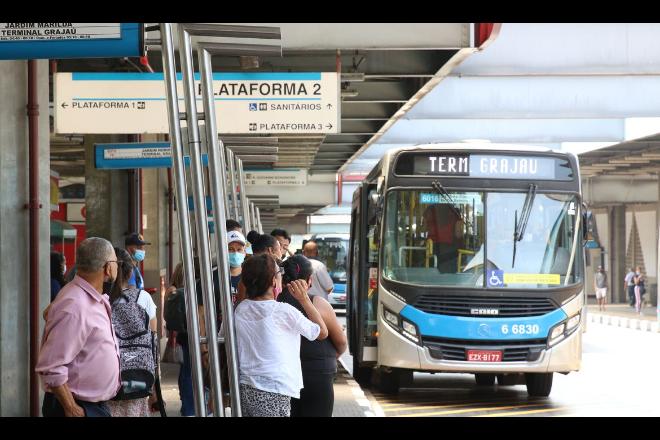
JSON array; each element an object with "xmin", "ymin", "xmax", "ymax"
[
  {"xmin": 395, "ymin": 152, "xmax": 574, "ymax": 180},
  {"xmin": 55, "ymin": 72, "xmax": 340, "ymax": 134},
  {"xmin": 0, "ymin": 23, "xmax": 142, "ymax": 60}
]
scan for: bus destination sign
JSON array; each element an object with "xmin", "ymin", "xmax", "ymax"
[{"xmin": 399, "ymin": 152, "xmax": 572, "ymax": 180}]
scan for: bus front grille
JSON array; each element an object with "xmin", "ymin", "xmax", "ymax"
[
  {"xmin": 422, "ymin": 337, "xmax": 547, "ymax": 362},
  {"xmin": 412, "ymin": 295, "xmax": 557, "ymax": 318}
]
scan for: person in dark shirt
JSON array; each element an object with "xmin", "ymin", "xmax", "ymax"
[
  {"xmin": 277, "ymin": 255, "xmax": 347, "ymax": 417},
  {"xmin": 227, "ymin": 230, "xmax": 247, "ymax": 295},
  {"xmin": 50, "ymin": 251, "xmax": 67, "ymax": 302}
]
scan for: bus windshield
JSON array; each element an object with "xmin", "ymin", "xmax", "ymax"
[
  {"xmin": 314, "ymin": 236, "xmax": 349, "ymax": 284},
  {"xmin": 382, "ymin": 189, "xmax": 583, "ymax": 289}
]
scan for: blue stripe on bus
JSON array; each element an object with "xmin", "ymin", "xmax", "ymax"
[
  {"xmin": 399, "ymin": 305, "xmax": 567, "ymax": 341},
  {"xmin": 333, "ymin": 283, "xmax": 346, "ymax": 293}
]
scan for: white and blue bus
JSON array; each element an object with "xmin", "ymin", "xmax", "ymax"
[
  {"xmin": 310, "ymin": 233, "xmax": 350, "ymax": 308},
  {"xmin": 347, "ymin": 144, "xmax": 589, "ymax": 397}
]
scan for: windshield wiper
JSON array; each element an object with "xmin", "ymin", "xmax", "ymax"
[
  {"xmin": 511, "ymin": 184, "xmax": 537, "ymax": 268},
  {"xmin": 431, "ymin": 181, "xmax": 465, "ymax": 223}
]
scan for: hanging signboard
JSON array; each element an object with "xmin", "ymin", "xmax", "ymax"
[
  {"xmin": 0, "ymin": 23, "xmax": 143, "ymax": 60},
  {"xmin": 56, "ymin": 72, "xmax": 340, "ymax": 134},
  {"xmin": 94, "ymin": 143, "xmax": 210, "ymax": 169},
  {"xmin": 244, "ymin": 169, "xmax": 307, "ymax": 186}
]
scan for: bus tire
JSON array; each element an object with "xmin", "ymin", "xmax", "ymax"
[
  {"xmin": 474, "ymin": 373, "xmax": 496, "ymax": 386},
  {"xmin": 376, "ymin": 368, "xmax": 401, "ymax": 394},
  {"xmin": 525, "ymin": 373, "xmax": 553, "ymax": 397}
]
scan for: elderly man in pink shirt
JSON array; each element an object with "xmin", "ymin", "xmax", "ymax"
[{"xmin": 36, "ymin": 237, "xmax": 121, "ymax": 417}]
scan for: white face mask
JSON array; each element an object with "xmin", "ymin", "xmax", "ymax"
[{"xmin": 62, "ymin": 264, "xmax": 67, "ymax": 274}]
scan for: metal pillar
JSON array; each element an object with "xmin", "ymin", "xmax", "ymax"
[
  {"xmin": 177, "ymin": 25, "xmax": 224, "ymax": 417},
  {"xmin": 159, "ymin": 23, "xmax": 206, "ymax": 416},
  {"xmin": 198, "ymin": 45, "xmax": 242, "ymax": 416},
  {"xmin": 609, "ymin": 205, "xmax": 626, "ymax": 303},
  {"xmin": 227, "ymin": 149, "xmax": 240, "ymax": 222},
  {"xmin": 236, "ymin": 158, "xmax": 251, "ymax": 232},
  {"xmin": 255, "ymin": 206, "xmax": 263, "ymax": 234},
  {"xmin": 250, "ymin": 201, "xmax": 257, "ymax": 235}
]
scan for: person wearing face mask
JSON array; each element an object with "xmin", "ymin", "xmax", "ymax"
[
  {"xmin": 125, "ymin": 232, "xmax": 150, "ymax": 290},
  {"xmin": 235, "ymin": 254, "xmax": 328, "ymax": 416},
  {"xmin": 227, "ymin": 230, "xmax": 247, "ymax": 294},
  {"xmin": 36, "ymin": 237, "xmax": 121, "ymax": 417}
]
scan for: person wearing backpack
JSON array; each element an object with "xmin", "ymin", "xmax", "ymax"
[{"xmin": 106, "ymin": 248, "xmax": 158, "ymax": 417}]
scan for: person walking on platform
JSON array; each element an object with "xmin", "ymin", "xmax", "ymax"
[
  {"xmin": 235, "ymin": 254, "xmax": 328, "ymax": 417},
  {"xmin": 36, "ymin": 237, "xmax": 121, "ymax": 417},
  {"xmin": 594, "ymin": 265, "xmax": 608, "ymax": 312},
  {"xmin": 50, "ymin": 251, "xmax": 67, "ymax": 302},
  {"xmin": 624, "ymin": 267, "xmax": 636, "ymax": 307},
  {"xmin": 125, "ymin": 232, "xmax": 150, "ymax": 290},
  {"xmin": 633, "ymin": 266, "xmax": 646, "ymax": 314},
  {"xmin": 227, "ymin": 230, "xmax": 247, "ymax": 295},
  {"xmin": 302, "ymin": 241, "xmax": 335, "ymax": 300},
  {"xmin": 106, "ymin": 248, "xmax": 158, "ymax": 417},
  {"xmin": 278, "ymin": 255, "xmax": 347, "ymax": 417}
]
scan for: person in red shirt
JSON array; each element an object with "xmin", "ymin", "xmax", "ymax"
[{"xmin": 424, "ymin": 204, "xmax": 464, "ymax": 273}]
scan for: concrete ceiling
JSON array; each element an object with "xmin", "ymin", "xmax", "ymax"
[
  {"xmin": 341, "ymin": 23, "xmax": 660, "ymax": 176},
  {"xmin": 51, "ymin": 23, "xmax": 476, "ymax": 177}
]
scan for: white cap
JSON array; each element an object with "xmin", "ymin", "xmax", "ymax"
[{"xmin": 227, "ymin": 230, "xmax": 246, "ymax": 245}]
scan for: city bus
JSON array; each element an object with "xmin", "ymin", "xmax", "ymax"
[
  {"xmin": 310, "ymin": 233, "xmax": 350, "ymax": 308},
  {"xmin": 347, "ymin": 144, "xmax": 588, "ymax": 397}
]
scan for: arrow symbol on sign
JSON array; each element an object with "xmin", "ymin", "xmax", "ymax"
[
  {"xmin": 61, "ymin": 102, "xmax": 68, "ymax": 109},
  {"xmin": 326, "ymin": 103, "xmax": 332, "ymax": 109},
  {"xmin": 325, "ymin": 123, "xmax": 333, "ymax": 130}
]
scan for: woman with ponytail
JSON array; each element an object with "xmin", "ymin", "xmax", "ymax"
[{"xmin": 278, "ymin": 255, "xmax": 347, "ymax": 417}]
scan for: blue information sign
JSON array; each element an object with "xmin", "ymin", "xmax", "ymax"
[
  {"xmin": 0, "ymin": 23, "xmax": 143, "ymax": 60},
  {"xmin": 95, "ymin": 143, "xmax": 209, "ymax": 169}
]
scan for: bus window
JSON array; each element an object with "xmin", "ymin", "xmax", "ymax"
[
  {"xmin": 485, "ymin": 192, "xmax": 583, "ymax": 288},
  {"xmin": 382, "ymin": 190, "xmax": 484, "ymax": 287}
]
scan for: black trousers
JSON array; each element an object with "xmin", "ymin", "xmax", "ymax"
[
  {"xmin": 42, "ymin": 392, "xmax": 111, "ymax": 417},
  {"xmin": 628, "ymin": 285, "xmax": 636, "ymax": 305},
  {"xmin": 290, "ymin": 372, "xmax": 335, "ymax": 417}
]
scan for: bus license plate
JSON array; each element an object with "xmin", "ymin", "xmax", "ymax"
[{"xmin": 467, "ymin": 350, "xmax": 502, "ymax": 362}]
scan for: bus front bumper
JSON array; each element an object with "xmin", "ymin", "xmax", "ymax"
[{"xmin": 378, "ymin": 317, "xmax": 582, "ymax": 373}]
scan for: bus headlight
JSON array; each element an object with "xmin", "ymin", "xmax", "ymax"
[
  {"xmin": 384, "ymin": 308, "xmax": 400, "ymax": 327},
  {"xmin": 566, "ymin": 313, "xmax": 581, "ymax": 332},
  {"xmin": 402, "ymin": 320, "xmax": 417, "ymax": 336},
  {"xmin": 548, "ymin": 323, "xmax": 566, "ymax": 347}
]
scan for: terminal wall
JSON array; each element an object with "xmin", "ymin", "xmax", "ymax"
[
  {"xmin": 84, "ymin": 135, "xmax": 129, "ymax": 244},
  {"xmin": 0, "ymin": 60, "xmax": 50, "ymax": 416}
]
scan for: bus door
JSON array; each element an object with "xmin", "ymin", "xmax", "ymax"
[{"xmin": 348, "ymin": 183, "xmax": 380, "ymax": 377}]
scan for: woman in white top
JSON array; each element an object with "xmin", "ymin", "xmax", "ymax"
[
  {"xmin": 106, "ymin": 247, "xmax": 158, "ymax": 417},
  {"xmin": 235, "ymin": 254, "xmax": 328, "ymax": 417}
]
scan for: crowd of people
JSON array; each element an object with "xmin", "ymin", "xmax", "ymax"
[{"xmin": 39, "ymin": 221, "xmax": 344, "ymax": 418}]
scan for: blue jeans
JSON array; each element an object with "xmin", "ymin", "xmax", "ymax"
[{"xmin": 178, "ymin": 340, "xmax": 195, "ymax": 416}]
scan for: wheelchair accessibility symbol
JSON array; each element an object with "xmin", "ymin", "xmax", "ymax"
[
  {"xmin": 249, "ymin": 103, "xmax": 258, "ymax": 111},
  {"xmin": 487, "ymin": 270, "xmax": 504, "ymax": 287}
]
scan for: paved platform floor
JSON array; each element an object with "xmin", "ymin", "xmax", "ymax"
[{"xmin": 154, "ymin": 358, "xmax": 368, "ymax": 417}]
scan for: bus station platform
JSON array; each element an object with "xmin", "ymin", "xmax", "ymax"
[
  {"xmin": 587, "ymin": 304, "xmax": 660, "ymax": 333},
  {"xmin": 157, "ymin": 361, "xmax": 368, "ymax": 417}
]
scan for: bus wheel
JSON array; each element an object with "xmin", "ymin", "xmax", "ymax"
[
  {"xmin": 474, "ymin": 373, "xmax": 496, "ymax": 386},
  {"xmin": 525, "ymin": 373, "xmax": 553, "ymax": 397},
  {"xmin": 375, "ymin": 368, "xmax": 401, "ymax": 394}
]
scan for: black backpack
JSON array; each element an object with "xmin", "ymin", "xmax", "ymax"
[
  {"xmin": 111, "ymin": 288, "xmax": 157, "ymax": 400},
  {"xmin": 164, "ymin": 287, "xmax": 188, "ymax": 334}
]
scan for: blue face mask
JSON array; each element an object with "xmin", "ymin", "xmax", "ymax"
[
  {"xmin": 228, "ymin": 252, "xmax": 245, "ymax": 268},
  {"xmin": 133, "ymin": 249, "xmax": 146, "ymax": 262}
]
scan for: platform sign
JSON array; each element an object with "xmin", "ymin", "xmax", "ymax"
[
  {"xmin": 94, "ymin": 143, "xmax": 210, "ymax": 169},
  {"xmin": 244, "ymin": 169, "xmax": 307, "ymax": 186},
  {"xmin": 55, "ymin": 72, "xmax": 340, "ymax": 134},
  {"xmin": 0, "ymin": 23, "xmax": 143, "ymax": 60}
]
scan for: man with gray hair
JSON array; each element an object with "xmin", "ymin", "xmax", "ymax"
[{"xmin": 36, "ymin": 237, "xmax": 121, "ymax": 417}]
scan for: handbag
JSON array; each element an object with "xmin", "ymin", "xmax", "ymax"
[{"xmin": 162, "ymin": 331, "xmax": 184, "ymax": 364}]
